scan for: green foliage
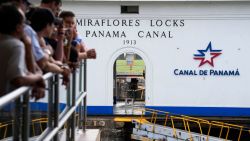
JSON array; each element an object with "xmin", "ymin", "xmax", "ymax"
[{"xmin": 116, "ymin": 60, "xmax": 145, "ymax": 75}]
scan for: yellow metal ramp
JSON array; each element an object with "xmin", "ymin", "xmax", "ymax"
[
  {"xmin": 131, "ymin": 108, "xmax": 250, "ymax": 141},
  {"xmin": 114, "ymin": 117, "xmax": 149, "ymax": 123}
]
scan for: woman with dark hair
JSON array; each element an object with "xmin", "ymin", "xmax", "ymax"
[
  {"xmin": 30, "ymin": 8, "xmax": 70, "ymax": 85},
  {"xmin": 30, "ymin": 8, "xmax": 57, "ymax": 64},
  {"xmin": 30, "ymin": 8, "xmax": 55, "ymax": 34}
]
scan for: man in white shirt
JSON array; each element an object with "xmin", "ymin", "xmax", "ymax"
[{"xmin": 0, "ymin": 3, "xmax": 45, "ymax": 97}]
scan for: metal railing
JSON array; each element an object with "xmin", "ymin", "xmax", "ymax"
[
  {"xmin": 134, "ymin": 108, "xmax": 250, "ymax": 141},
  {"xmin": 0, "ymin": 114, "xmax": 84, "ymax": 140},
  {"xmin": 0, "ymin": 60, "xmax": 88, "ymax": 141}
]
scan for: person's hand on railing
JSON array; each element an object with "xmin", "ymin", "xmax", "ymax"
[
  {"xmin": 68, "ymin": 62, "xmax": 79, "ymax": 70},
  {"xmin": 61, "ymin": 66, "xmax": 71, "ymax": 86},
  {"xmin": 32, "ymin": 87, "xmax": 45, "ymax": 101},
  {"xmin": 86, "ymin": 49, "xmax": 96, "ymax": 59},
  {"xmin": 31, "ymin": 77, "xmax": 46, "ymax": 101}
]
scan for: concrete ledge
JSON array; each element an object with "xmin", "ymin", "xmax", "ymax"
[{"xmin": 59, "ymin": 129, "xmax": 101, "ymax": 141}]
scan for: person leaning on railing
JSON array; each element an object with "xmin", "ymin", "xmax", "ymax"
[
  {"xmin": 59, "ymin": 11, "xmax": 97, "ymax": 62},
  {"xmin": 40, "ymin": 0, "xmax": 65, "ymax": 63},
  {"xmin": 28, "ymin": 8, "xmax": 71, "ymax": 85},
  {"xmin": 40, "ymin": 0, "xmax": 80, "ymax": 70},
  {"xmin": 0, "ymin": 3, "xmax": 45, "ymax": 98}
]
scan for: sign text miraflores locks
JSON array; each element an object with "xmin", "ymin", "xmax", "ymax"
[{"xmin": 76, "ymin": 18, "xmax": 185, "ymax": 39}]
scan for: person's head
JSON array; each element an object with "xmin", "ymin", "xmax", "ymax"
[
  {"xmin": 59, "ymin": 11, "xmax": 75, "ymax": 28},
  {"xmin": 40, "ymin": 0, "xmax": 62, "ymax": 17},
  {"xmin": 30, "ymin": 8, "xmax": 55, "ymax": 37},
  {"xmin": 0, "ymin": 3, "xmax": 25, "ymax": 38},
  {"xmin": 0, "ymin": 0, "xmax": 31, "ymax": 13}
]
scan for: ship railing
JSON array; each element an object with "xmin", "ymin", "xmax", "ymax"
[{"xmin": 0, "ymin": 60, "xmax": 88, "ymax": 141}]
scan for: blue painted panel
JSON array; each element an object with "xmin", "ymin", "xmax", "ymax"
[
  {"xmin": 146, "ymin": 106, "xmax": 250, "ymax": 117},
  {"xmin": 1, "ymin": 102, "xmax": 113, "ymax": 115},
  {"xmin": 3, "ymin": 102, "xmax": 250, "ymax": 117},
  {"xmin": 87, "ymin": 106, "xmax": 113, "ymax": 115}
]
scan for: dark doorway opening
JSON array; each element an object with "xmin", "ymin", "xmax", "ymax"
[{"xmin": 113, "ymin": 53, "xmax": 145, "ymax": 115}]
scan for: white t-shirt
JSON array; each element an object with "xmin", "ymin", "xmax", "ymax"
[{"xmin": 0, "ymin": 35, "xmax": 28, "ymax": 95}]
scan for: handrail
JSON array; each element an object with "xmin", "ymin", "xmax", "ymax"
[
  {"xmin": 42, "ymin": 92, "xmax": 87, "ymax": 141},
  {"xmin": 36, "ymin": 60, "xmax": 88, "ymax": 141},
  {"xmin": 0, "ymin": 86, "xmax": 29, "ymax": 108},
  {"xmin": 0, "ymin": 72, "xmax": 54, "ymax": 140},
  {"xmin": 0, "ymin": 60, "xmax": 88, "ymax": 140},
  {"xmin": 0, "ymin": 73, "xmax": 53, "ymax": 108}
]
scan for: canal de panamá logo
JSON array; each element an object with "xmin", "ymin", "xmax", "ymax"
[
  {"xmin": 193, "ymin": 42, "xmax": 222, "ymax": 67},
  {"xmin": 173, "ymin": 41, "xmax": 240, "ymax": 76}
]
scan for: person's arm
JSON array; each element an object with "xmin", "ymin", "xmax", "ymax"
[
  {"xmin": 34, "ymin": 62, "xmax": 43, "ymax": 75},
  {"xmin": 11, "ymin": 73, "xmax": 44, "ymax": 87},
  {"xmin": 37, "ymin": 57, "xmax": 71, "ymax": 86},
  {"xmin": 53, "ymin": 26, "xmax": 65, "ymax": 61},
  {"xmin": 36, "ymin": 53, "xmax": 65, "ymax": 74},
  {"xmin": 45, "ymin": 62, "xmax": 71, "ymax": 85},
  {"xmin": 54, "ymin": 39, "xmax": 64, "ymax": 61},
  {"xmin": 86, "ymin": 48, "xmax": 96, "ymax": 59},
  {"xmin": 11, "ymin": 73, "xmax": 46, "ymax": 101},
  {"xmin": 64, "ymin": 28, "xmax": 74, "ymax": 61},
  {"xmin": 36, "ymin": 55, "xmax": 49, "ymax": 70},
  {"xmin": 43, "ymin": 61, "xmax": 64, "ymax": 74},
  {"xmin": 78, "ymin": 38, "xmax": 96, "ymax": 59},
  {"xmin": 78, "ymin": 50, "xmax": 96, "ymax": 59},
  {"xmin": 78, "ymin": 49, "xmax": 87, "ymax": 59},
  {"xmin": 77, "ymin": 42, "xmax": 96, "ymax": 59},
  {"xmin": 22, "ymin": 34, "xmax": 36, "ymax": 72}
]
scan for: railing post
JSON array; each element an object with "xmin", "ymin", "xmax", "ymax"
[
  {"xmin": 79, "ymin": 61, "xmax": 83, "ymax": 95},
  {"xmin": 66, "ymin": 74, "xmax": 71, "ymax": 141},
  {"xmin": 83, "ymin": 59, "xmax": 87, "ymax": 132},
  {"xmin": 78, "ymin": 61, "xmax": 83, "ymax": 129},
  {"xmin": 22, "ymin": 91, "xmax": 30, "ymax": 141},
  {"xmin": 70, "ymin": 70, "xmax": 77, "ymax": 141},
  {"xmin": 48, "ymin": 77, "xmax": 54, "ymax": 133},
  {"xmin": 13, "ymin": 97, "xmax": 21, "ymax": 140},
  {"xmin": 53, "ymin": 75, "xmax": 59, "ymax": 141},
  {"xmin": 78, "ymin": 101, "xmax": 83, "ymax": 129}
]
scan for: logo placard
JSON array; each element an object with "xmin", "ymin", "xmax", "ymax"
[{"xmin": 193, "ymin": 42, "xmax": 222, "ymax": 67}]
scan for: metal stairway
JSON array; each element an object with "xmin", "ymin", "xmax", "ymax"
[
  {"xmin": 132, "ymin": 119, "xmax": 227, "ymax": 141},
  {"xmin": 131, "ymin": 108, "xmax": 249, "ymax": 141}
]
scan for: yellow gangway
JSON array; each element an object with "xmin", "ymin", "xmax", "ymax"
[{"xmin": 131, "ymin": 108, "xmax": 250, "ymax": 141}]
